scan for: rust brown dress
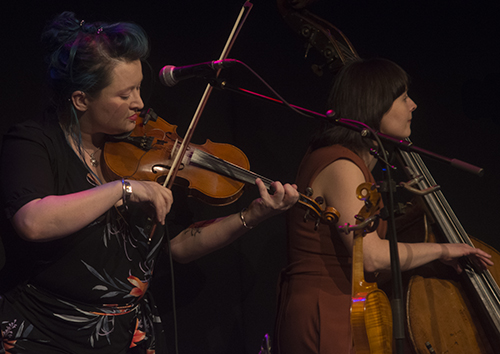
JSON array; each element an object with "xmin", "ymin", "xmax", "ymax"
[{"xmin": 275, "ymin": 144, "xmax": 387, "ymax": 354}]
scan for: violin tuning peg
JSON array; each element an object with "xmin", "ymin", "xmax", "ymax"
[
  {"xmin": 314, "ymin": 218, "xmax": 320, "ymax": 231},
  {"xmin": 303, "ymin": 209, "xmax": 310, "ymax": 223},
  {"xmin": 314, "ymin": 196, "xmax": 324, "ymax": 205}
]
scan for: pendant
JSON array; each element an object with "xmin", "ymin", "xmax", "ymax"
[
  {"xmin": 84, "ymin": 147, "xmax": 100, "ymax": 168},
  {"xmin": 90, "ymin": 155, "xmax": 98, "ymax": 167}
]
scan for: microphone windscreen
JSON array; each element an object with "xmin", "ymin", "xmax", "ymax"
[{"xmin": 159, "ymin": 65, "xmax": 176, "ymax": 87}]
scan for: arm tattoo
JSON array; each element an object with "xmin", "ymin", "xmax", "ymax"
[{"xmin": 190, "ymin": 227, "xmax": 202, "ymax": 237}]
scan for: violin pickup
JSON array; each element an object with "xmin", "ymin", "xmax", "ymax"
[
  {"xmin": 139, "ymin": 108, "xmax": 158, "ymax": 125},
  {"xmin": 122, "ymin": 135, "xmax": 155, "ymax": 151}
]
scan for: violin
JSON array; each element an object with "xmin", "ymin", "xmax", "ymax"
[
  {"xmin": 102, "ymin": 108, "xmax": 339, "ymax": 225},
  {"xmin": 103, "ymin": 108, "xmax": 248, "ymax": 206},
  {"xmin": 348, "ymin": 182, "xmax": 392, "ymax": 354}
]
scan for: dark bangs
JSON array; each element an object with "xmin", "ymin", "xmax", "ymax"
[{"xmin": 310, "ymin": 58, "xmax": 409, "ymax": 153}]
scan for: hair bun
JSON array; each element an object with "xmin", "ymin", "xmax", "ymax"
[{"xmin": 41, "ymin": 12, "xmax": 81, "ymax": 54}]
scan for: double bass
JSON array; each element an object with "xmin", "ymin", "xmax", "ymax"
[
  {"xmin": 276, "ymin": 1, "xmax": 500, "ymax": 353},
  {"xmin": 398, "ymin": 147, "xmax": 500, "ymax": 353}
]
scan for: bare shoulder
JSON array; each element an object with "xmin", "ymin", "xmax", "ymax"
[
  {"xmin": 312, "ymin": 159, "xmax": 365, "ymax": 197},
  {"xmin": 308, "ymin": 159, "xmax": 367, "ymax": 227}
]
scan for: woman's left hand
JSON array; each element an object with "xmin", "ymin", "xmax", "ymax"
[
  {"xmin": 439, "ymin": 243, "xmax": 494, "ymax": 274},
  {"xmin": 243, "ymin": 178, "xmax": 299, "ymax": 227}
]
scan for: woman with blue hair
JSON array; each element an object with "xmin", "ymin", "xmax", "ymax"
[{"xmin": 0, "ymin": 12, "xmax": 298, "ymax": 353}]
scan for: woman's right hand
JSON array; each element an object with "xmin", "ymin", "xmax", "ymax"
[
  {"xmin": 127, "ymin": 180, "xmax": 173, "ymax": 225},
  {"xmin": 12, "ymin": 180, "xmax": 173, "ymax": 242}
]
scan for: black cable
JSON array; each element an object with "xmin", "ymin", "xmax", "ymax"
[{"xmin": 163, "ymin": 224, "xmax": 179, "ymax": 354}]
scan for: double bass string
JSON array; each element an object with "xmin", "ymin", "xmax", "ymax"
[{"xmin": 398, "ymin": 146, "xmax": 500, "ymax": 334}]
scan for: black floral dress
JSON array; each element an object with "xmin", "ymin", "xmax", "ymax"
[{"xmin": 0, "ymin": 112, "xmax": 167, "ymax": 353}]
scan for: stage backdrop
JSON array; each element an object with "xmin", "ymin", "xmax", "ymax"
[{"xmin": 2, "ymin": 1, "xmax": 499, "ymax": 353}]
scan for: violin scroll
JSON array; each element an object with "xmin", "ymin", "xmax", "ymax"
[
  {"xmin": 355, "ymin": 182, "xmax": 381, "ymax": 223},
  {"xmin": 322, "ymin": 206, "xmax": 340, "ymax": 224},
  {"xmin": 300, "ymin": 187, "xmax": 340, "ymax": 229},
  {"xmin": 337, "ymin": 182, "xmax": 381, "ymax": 235},
  {"xmin": 104, "ymin": 109, "xmax": 342, "ymax": 223}
]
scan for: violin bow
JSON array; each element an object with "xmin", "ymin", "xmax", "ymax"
[{"xmin": 162, "ymin": 1, "xmax": 253, "ymax": 190}]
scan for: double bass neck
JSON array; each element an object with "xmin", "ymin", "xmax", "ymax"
[{"xmin": 397, "ymin": 145, "xmax": 500, "ymax": 343}]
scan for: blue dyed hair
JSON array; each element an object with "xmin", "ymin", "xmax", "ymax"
[{"xmin": 42, "ymin": 12, "xmax": 150, "ymax": 120}]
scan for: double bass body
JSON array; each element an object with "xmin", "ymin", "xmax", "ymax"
[
  {"xmin": 406, "ymin": 237, "xmax": 500, "ymax": 354},
  {"xmin": 397, "ymin": 148, "xmax": 500, "ymax": 354},
  {"xmin": 274, "ymin": 1, "xmax": 500, "ymax": 351}
]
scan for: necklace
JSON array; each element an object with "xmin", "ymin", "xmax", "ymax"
[{"xmin": 83, "ymin": 147, "xmax": 101, "ymax": 167}]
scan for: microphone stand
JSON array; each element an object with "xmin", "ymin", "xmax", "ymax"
[
  {"xmin": 210, "ymin": 78, "xmax": 483, "ymax": 176},
  {"xmin": 209, "ymin": 77, "xmax": 484, "ymax": 354}
]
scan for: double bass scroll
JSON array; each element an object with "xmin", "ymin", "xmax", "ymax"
[{"xmin": 277, "ymin": 0, "xmax": 359, "ymax": 76}]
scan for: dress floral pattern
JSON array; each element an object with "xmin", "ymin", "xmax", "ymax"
[
  {"xmin": 1, "ymin": 206, "xmax": 166, "ymax": 353},
  {"xmin": 0, "ymin": 114, "xmax": 167, "ymax": 353}
]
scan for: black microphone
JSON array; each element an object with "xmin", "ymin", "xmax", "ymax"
[{"xmin": 159, "ymin": 59, "xmax": 236, "ymax": 87}]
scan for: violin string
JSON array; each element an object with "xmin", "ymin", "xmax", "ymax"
[
  {"xmin": 191, "ymin": 149, "xmax": 275, "ymax": 188},
  {"xmin": 190, "ymin": 149, "xmax": 324, "ymax": 217}
]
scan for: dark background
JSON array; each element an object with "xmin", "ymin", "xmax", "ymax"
[{"xmin": 2, "ymin": 1, "xmax": 499, "ymax": 353}]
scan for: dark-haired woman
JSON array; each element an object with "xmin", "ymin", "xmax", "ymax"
[
  {"xmin": 0, "ymin": 12, "xmax": 298, "ymax": 353},
  {"xmin": 274, "ymin": 58, "xmax": 492, "ymax": 354}
]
